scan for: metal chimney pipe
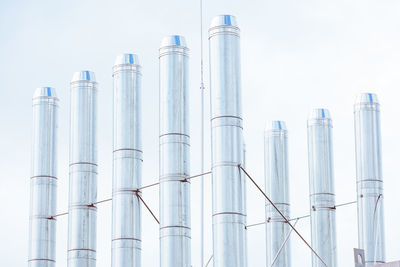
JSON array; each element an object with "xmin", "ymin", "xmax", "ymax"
[
  {"xmin": 68, "ymin": 71, "xmax": 98, "ymax": 267},
  {"xmin": 29, "ymin": 87, "xmax": 58, "ymax": 267},
  {"xmin": 159, "ymin": 35, "xmax": 191, "ymax": 267},
  {"xmin": 307, "ymin": 108, "xmax": 337, "ymax": 267},
  {"xmin": 112, "ymin": 54, "xmax": 142, "ymax": 267},
  {"xmin": 264, "ymin": 121, "xmax": 291, "ymax": 267},
  {"xmin": 209, "ymin": 15, "xmax": 247, "ymax": 267},
  {"xmin": 354, "ymin": 93, "xmax": 385, "ymax": 266}
]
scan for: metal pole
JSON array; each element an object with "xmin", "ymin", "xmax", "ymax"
[
  {"xmin": 209, "ymin": 15, "xmax": 247, "ymax": 267},
  {"xmin": 29, "ymin": 87, "xmax": 58, "ymax": 267},
  {"xmin": 354, "ymin": 93, "xmax": 385, "ymax": 266},
  {"xmin": 199, "ymin": 1, "xmax": 205, "ymax": 266},
  {"xmin": 264, "ymin": 121, "xmax": 291, "ymax": 267},
  {"xmin": 112, "ymin": 54, "xmax": 142, "ymax": 267},
  {"xmin": 68, "ymin": 71, "xmax": 98, "ymax": 267},
  {"xmin": 159, "ymin": 35, "xmax": 191, "ymax": 267},
  {"xmin": 307, "ymin": 108, "xmax": 337, "ymax": 267}
]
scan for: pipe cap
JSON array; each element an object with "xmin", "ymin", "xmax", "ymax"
[
  {"xmin": 71, "ymin": 70, "xmax": 96, "ymax": 83},
  {"xmin": 160, "ymin": 35, "xmax": 187, "ymax": 48},
  {"xmin": 308, "ymin": 108, "xmax": 332, "ymax": 127},
  {"xmin": 114, "ymin": 53, "xmax": 139, "ymax": 66},
  {"xmin": 210, "ymin": 15, "xmax": 238, "ymax": 27},
  {"xmin": 267, "ymin": 120, "xmax": 287, "ymax": 131},
  {"xmin": 33, "ymin": 87, "xmax": 57, "ymax": 98},
  {"xmin": 309, "ymin": 108, "xmax": 331, "ymax": 120},
  {"xmin": 355, "ymin": 92, "xmax": 379, "ymax": 104}
]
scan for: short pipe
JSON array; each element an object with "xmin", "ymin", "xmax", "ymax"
[
  {"xmin": 264, "ymin": 121, "xmax": 291, "ymax": 267},
  {"xmin": 354, "ymin": 93, "xmax": 385, "ymax": 266},
  {"xmin": 29, "ymin": 87, "xmax": 59, "ymax": 267},
  {"xmin": 307, "ymin": 108, "xmax": 337, "ymax": 267}
]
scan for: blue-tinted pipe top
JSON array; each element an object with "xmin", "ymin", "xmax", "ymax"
[
  {"xmin": 160, "ymin": 35, "xmax": 187, "ymax": 48},
  {"xmin": 210, "ymin": 15, "xmax": 238, "ymax": 28},
  {"xmin": 33, "ymin": 87, "xmax": 57, "ymax": 98},
  {"xmin": 114, "ymin": 53, "xmax": 139, "ymax": 66},
  {"xmin": 71, "ymin": 70, "xmax": 96, "ymax": 82},
  {"xmin": 268, "ymin": 120, "xmax": 287, "ymax": 131},
  {"xmin": 309, "ymin": 108, "xmax": 331, "ymax": 120},
  {"xmin": 355, "ymin": 92, "xmax": 379, "ymax": 104}
]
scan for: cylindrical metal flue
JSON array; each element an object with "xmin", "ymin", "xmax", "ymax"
[
  {"xmin": 264, "ymin": 121, "xmax": 291, "ymax": 267},
  {"xmin": 307, "ymin": 108, "xmax": 337, "ymax": 267},
  {"xmin": 112, "ymin": 54, "xmax": 142, "ymax": 267},
  {"xmin": 159, "ymin": 35, "xmax": 191, "ymax": 267},
  {"xmin": 29, "ymin": 87, "xmax": 59, "ymax": 267},
  {"xmin": 209, "ymin": 15, "xmax": 247, "ymax": 267},
  {"xmin": 354, "ymin": 93, "xmax": 385, "ymax": 266},
  {"xmin": 68, "ymin": 71, "xmax": 98, "ymax": 267}
]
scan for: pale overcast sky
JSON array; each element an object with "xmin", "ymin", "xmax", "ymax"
[{"xmin": 1, "ymin": 0, "xmax": 400, "ymax": 266}]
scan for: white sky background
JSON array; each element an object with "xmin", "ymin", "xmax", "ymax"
[{"xmin": 1, "ymin": 0, "xmax": 400, "ymax": 266}]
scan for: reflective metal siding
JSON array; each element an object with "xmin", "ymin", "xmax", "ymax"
[
  {"xmin": 159, "ymin": 35, "xmax": 191, "ymax": 267},
  {"xmin": 307, "ymin": 109, "xmax": 337, "ymax": 267},
  {"xmin": 112, "ymin": 54, "xmax": 142, "ymax": 267},
  {"xmin": 264, "ymin": 121, "xmax": 291, "ymax": 267},
  {"xmin": 354, "ymin": 93, "xmax": 385, "ymax": 266},
  {"xmin": 209, "ymin": 15, "xmax": 247, "ymax": 267},
  {"xmin": 68, "ymin": 71, "xmax": 98, "ymax": 267},
  {"xmin": 29, "ymin": 87, "xmax": 58, "ymax": 267}
]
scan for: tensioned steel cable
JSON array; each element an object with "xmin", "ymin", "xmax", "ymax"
[
  {"xmin": 335, "ymin": 200, "xmax": 357, "ymax": 208},
  {"xmin": 47, "ymin": 163, "xmax": 355, "ymax": 265},
  {"xmin": 270, "ymin": 218, "xmax": 299, "ymax": 267},
  {"xmin": 48, "ymin": 171, "xmax": 212, "ymax": 219},
  {"xmin": 50, "ymin": 212, "xmax": 68, "ymax": 219},
  {"xmin": 246, "ymin": 200, "xmax": 357, "ymax": 229},
  {"xmin": 288, "ymin": 214, "xmax": 311, "ymax": 222},
  {"xmin": 91, "ymin": 198, "xmax": 112, "ymax": 206},
  {"xmin": 137, "ymin": 192, "xmax": 160, "ymax": 224},
  {"xmin": 135, "ymin": 174, "xmax": 212, "ymax": 226},
  {"xmin": 204, "ymin": 254, "xmax": 213, "ymax": 267},
  {"xmin": 372, "ymin": 194, "xmax": 383, "ymax": 263},
  {"xmin": 238, "ymin": 165, "xmax": 328, "ymax": 267},
  {"xmin": 270, "ymin": 204, "xmax": 355, "ymax": 267}
]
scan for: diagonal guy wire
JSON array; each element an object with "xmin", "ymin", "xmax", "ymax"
[
  {"xmin": 238, "ymin": 164, "xmax": 328, "ymax": 267},
  {"xmin": 136, "ymin": 191, "xmax": 160, "ymax": 225}
]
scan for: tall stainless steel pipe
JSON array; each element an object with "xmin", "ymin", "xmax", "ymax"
[
  {"xmin": 112, "ymin": 54, "xmax": 142, "ymax": 267},
  {"xmin": 209, "ymin": 15, "xmax": 247, "ymax": 267},
  {"xmin": 29, "ymin": 87, "xmax": 58, "ymax": 267},
  {"xmin": 307, "ymin": 109, "xmax": 337, "ymax": 267},
  {"xmin": 68, "ymin": 71, "xmax": 98, "ymax": 267},
  {"xmin": 264, "ymin": 121, "xmax": 291, "ymax": 267},
  {"xmin": 354, "ymin": 93, "xmax": 385, "ymax": 266},
  {"xmin": 159, "ymin": 35, "xmax": 191, "ymax": 267}
]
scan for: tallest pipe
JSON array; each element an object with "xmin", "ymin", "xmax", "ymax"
[
  {"xmin": 29, "ymin": 87, "xmax": 58, "ymax": 267},
  {"xmin": 354, "ymin": 93, "xmax": 385, "ymax": 266},
  {"xmin": 209, "ymin": 15, "xmax": 247, "ymax": 267}
]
